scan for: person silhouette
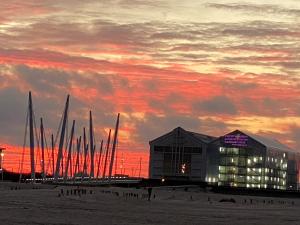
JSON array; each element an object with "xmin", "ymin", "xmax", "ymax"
[{"xmin": 148, "ymin": 187, "xmax": 153, "ymax": 201}]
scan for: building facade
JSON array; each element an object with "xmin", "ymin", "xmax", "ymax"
[
  {"xmin": 149, "ymin": 128, "xmax": 300, "ymax": 190},
  {"xmin": 149, "ymin": 127, "xmax": 215, "ymax": 181}
]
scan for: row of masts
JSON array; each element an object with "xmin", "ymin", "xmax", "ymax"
[{"xmin": 20, "ymin": 91, "xmax": 120, "ymax": 183}]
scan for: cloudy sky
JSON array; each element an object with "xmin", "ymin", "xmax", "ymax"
[{"xmin": 1, "ymin": 0, "xmax": 300, "ymax": 175}]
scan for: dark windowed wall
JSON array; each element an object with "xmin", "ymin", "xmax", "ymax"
[{"xmin": 154, "ymin": 145, "xmax": 201, "ymax": 177}]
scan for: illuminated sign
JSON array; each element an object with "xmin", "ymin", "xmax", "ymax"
[{"xmin": 224, "ymin": 134, "xmax": 248, "ymax": 147}]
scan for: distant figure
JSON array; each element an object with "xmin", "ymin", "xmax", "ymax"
[{"xmin": 148, "ymin": 187, "xmax": 153, "ymax": 201}]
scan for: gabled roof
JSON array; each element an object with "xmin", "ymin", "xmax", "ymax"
[
  {"xmin": 187, "ymin": 131, "xmax": 216, "ymax": 144},
  {"xmin": 234, "ymin": 130, "xmax": 294, "ymax": 153},
  {"xmin": 149, "ymin": 127, "xmax": 217, "ymax": 145}
]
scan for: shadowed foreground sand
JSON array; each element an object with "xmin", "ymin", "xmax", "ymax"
[{"xmin": 0, "ymin": 182, "xmax": 299, "ymax": 225}]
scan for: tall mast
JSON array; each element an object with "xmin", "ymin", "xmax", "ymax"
[
  {"xmin": 74, "ymin": 136, "xmax": 81, "ymax": 177},
  {"xmin": 108, "ymin": 113, "xmax": 120, "ymax": 182},
  {"xmin": 54, "ymin": 95, "xmax": 69, "ymax": 181},
  {"xmin": 96, "ymin": 140, "xmax": 103, "ymax": 178},
  {"xmin": 102, "ymin": 129, "xmax": 111, "ymax": 178},
  {"xmin": 64, "ymin": 120, "xmax": 75, "ymax": 181},
  {"xmin": 51, "ymin": 134, "xmax": 55, "ymax": 177},
  {"xmin": 83, "ymin": 127, "xmax": 88, "ymax": 176},
  {"xmin": 29, "ymin": 91, "xmax": 35, "ymax": 183},
  {"xmin": 40, "ymin": 118, "xmax": 45, "ymax": 180},
  {"xmin": 89, "ymin": 111, "xmax": 95, "ymax": 178},
  {"xmin": 139, "ymin": 157, "xmax": 142, "ymax": 178}
]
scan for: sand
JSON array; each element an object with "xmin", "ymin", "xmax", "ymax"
[{"xmin": 0, "ymin": 182, "xmax": 298, "ymax": 225}]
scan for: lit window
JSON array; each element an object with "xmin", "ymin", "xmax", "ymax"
[
  {"xmin": 219, "ymin": 147, "xmax": 225, "ymax": 153},
  {"xmin": 181, "ymin": 163, "xmax": 186, "ymax": 174},
  {"xmin": 254, "ymin": 157, "xmax": 257, "ymax": 163}
]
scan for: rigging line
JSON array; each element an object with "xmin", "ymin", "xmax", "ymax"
[
  {"xmin": 33, "ymin": 110, "xmax": 41, "ymax": 171},
  {"xmin": 62, "ymin": 111, "xmax": 69, "ymax": 177},
  {"xmin": 54, "ymin": 110, "xmax": 64, "ymax": 147},
  {"xmin": 19, "ymin": 106, "xmax": 29, "ymax": 182},
  {"xmin": 64, "ymin": 123, "xmax": 74, "ymax": 178},
  {"xmin": 114, "ymin": 138, "xmax": 119, "ymax": 175},
  {"xmin": 43, "ymin": 126, "xmax": 51, "ymax": 175}
]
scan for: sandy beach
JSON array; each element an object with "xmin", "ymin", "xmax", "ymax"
[{"xmin": 0, "ymin": 182, "xmax": 298, "ymax": 225}]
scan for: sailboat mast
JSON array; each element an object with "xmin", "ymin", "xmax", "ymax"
[
  {"xmin": 40, "ymin": 118, "xmax": 45, "ymax": 180},
  {"xmin": 51, "ymin": 134, "xmax": 55, "ymax": 176},
  {"xmin": 108, "ymin": 113, "xmax": 120, "ymax": 182},
  {"xmin": 96, "ymin": 140, "xmax": 103, "ymax": 178},
  {"xmin": 139, "ymin": 157, "xmax": 142, "ymax": 178},
  {"xmin": 54, "ymin": 95, "xmax": 69, "ymax": 181},
  {"xmin": 28, "ymin": 92, "xmax": 35, "ymax": 183},
  {"xmin": 102, "ymin": 129, "xmax": 111, "ymax": 178},
  {"xmin": 89, "ymin": 111, "xmax": 95, "ymax": 178},
  {"xmin": 64, "ymin": 120, "xmax": 75, "ymax": 181},
  {"xmin": 83, "ymin": 127, "xmax": 88, "ymax": 176},
  {"xmin": 74, "ymin": 136, "xmax": 81, "ymax": 177}
]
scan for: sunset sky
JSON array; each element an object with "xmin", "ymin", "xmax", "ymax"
[{"xmin": 1, "ymin": 0, "xmax": 300, "ymax": 177}]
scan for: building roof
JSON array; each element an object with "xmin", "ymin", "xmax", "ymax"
[
  {"xmin": 236, "ymin": 130, "xmax": 294, "ymax": 153},
  {"xmin": 187, "ymin": 131, "xmax": 216, "ymax": 144},
  {"xmin": 149, "ymin": 127, "xmax": 217, "ymax": 145}
]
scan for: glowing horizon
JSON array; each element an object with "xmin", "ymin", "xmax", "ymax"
[{"xmin": 0, "ymin": 0, "xmax": 300, "ymax": 177}]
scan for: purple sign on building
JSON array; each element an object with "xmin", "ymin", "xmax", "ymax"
[{"xmin": 224, "ymin": 134, "xmax": 248, "ymax": 147}]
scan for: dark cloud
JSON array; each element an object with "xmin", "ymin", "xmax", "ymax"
[
  {"xmin": 220, "ymin": 79, "xmax": 258, "ymax": 91},
  {"xmin": 0, "ymin": 88, "xmax": 27, "ymax": 145},
  {"xmin": 207, "ymin": 3, "xmax": 300, "ymax": 17},
  {"xmin": 289, "ymin": 125, "xmax": 300, "ymax": 151},
  {"xmin": 193, "ymin": 96, "xmax": 238, "ymax": 115},
  {"xmin": 132, "ymin": 112, "xmax": 229, "ymax": 144},
  {"xmin": 133, "ymin": 113, "xmax": 202, "ymax": 143},
  {"xmin": 16, "ymin": 65, "xmax": 71, "ymax": 93}
]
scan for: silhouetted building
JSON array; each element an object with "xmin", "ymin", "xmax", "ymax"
[
  {"xmin": 149, "ymin": 128, "xmax": 300, "ymax": 190},
  {"xmin": 149, "ymin": 127, "xmax": 216, "ymax": 181}
]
